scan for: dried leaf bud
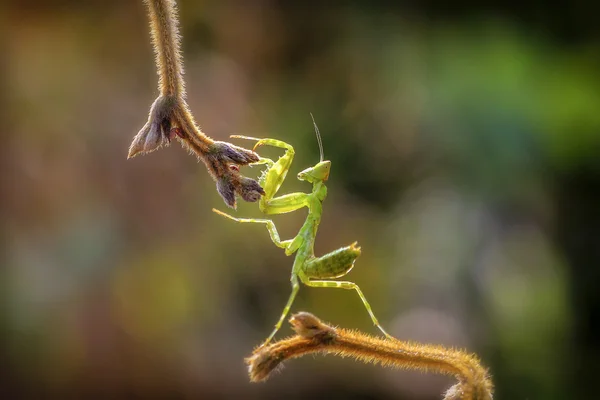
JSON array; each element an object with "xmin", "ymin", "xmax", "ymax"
[
  {"xmin": 216, "ymin": 176, "xmax": 237, "ymax": 209},
  {"xmin": 237, "ymin": 177, "xmax": 265, "ymax": 203},
  {"xmin": 211, "ymin": 141, "xmax": 260, "ymax": 165}
]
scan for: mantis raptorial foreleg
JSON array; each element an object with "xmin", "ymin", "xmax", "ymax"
[{"xmin": 231, "ymin": 136, "xmax": 309, "ymax": 215}]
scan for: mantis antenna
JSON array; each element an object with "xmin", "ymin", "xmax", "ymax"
[{"xmin": 310, "ymin": 113, "xmax": 324, "ymax": 162}]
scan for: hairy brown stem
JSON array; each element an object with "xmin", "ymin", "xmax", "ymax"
[
  {"xmin": 128, "ymin": 0, "xmax": 264, "ymax": 208},
  {"xmin": 147, "ymin": 0, "xmax": 183, "ymax": 98},
  {"xmin": 246, "ymin": 312, "xmax": 493, "ymax": 400}
]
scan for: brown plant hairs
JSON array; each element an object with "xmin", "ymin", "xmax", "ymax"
[
  {"xmin": 247, "ymin": 312, "xmax": 493, "ymax": 400},
  {"xmin": 128, "ymin": 0, "xmax": 265, "ymax": 208}
]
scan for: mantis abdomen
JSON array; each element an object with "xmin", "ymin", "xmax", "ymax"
[{"xmin": 303, "ymin": 243, "xmax": 361, "ymax": 280}]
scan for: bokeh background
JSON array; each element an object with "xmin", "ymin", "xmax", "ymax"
[{"xmin": 3, "ymin": 0, "xmax": 600, "ymax": 398}]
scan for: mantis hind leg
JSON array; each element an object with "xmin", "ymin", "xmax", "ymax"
[
  {"xmin": 300, "ymin": 244, "xmax": 393, "ymax": 340},
  {"xmin": 302, "ymin": 278, "xmax": 393, "ymax": 340},
  {"xmin": 260, "ymin": 274, "xmax": 300, "ymax": 347}
]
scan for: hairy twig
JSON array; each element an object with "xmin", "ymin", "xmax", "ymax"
[
  {"xmin": 128, "ymin": 0, "xmax": 264, "ymax": 208},
  {"xmin": 246, "ymin": 312, "xmax": 493, "ymax": 400}
]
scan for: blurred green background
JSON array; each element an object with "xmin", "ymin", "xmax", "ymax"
[{"xmin": 3, "ymin": 0, "xmax": 600, "ymax": 399}]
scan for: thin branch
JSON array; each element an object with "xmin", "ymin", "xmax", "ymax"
[
  {"xmin": 128, "ymin": 0, "xmax": 265, "ymax": 208},
  {"xmin": 246, "ymin": 312, "xmax": 493, "ymax": 400}
]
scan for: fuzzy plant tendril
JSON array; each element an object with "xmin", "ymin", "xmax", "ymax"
[
  {"xmin": 246, "ymin": 312, "xmax": 494, "ymax": 400},
  {"xmin": 128, "ymin": 0, "xmax": 264, "ymax": 208}
]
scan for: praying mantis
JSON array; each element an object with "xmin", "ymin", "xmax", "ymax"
[{"xmin": 213, "ymin": 116, "xmax": 393, "ymax": 346}]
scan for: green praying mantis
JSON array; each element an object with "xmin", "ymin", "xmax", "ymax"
[{"xmin": 213, "ymin": 116, "xmax": 393, "ymax": 347}]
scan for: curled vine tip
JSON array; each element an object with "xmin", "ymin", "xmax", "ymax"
[
  {"xmin": 245, "ymin": 312, "xmax": 493, "ymax": 400},
  {"xmin": 289, "ymin": 311, "xmax": 336, "ymax": 340}
]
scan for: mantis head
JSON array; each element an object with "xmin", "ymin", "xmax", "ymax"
[
  {"xmin": 298, "ymin": 113, "xmax": 330, "ymax": 183},
  {"xmin": 298, "ymin": 160, "xmax": 331, "ymax": 183}
]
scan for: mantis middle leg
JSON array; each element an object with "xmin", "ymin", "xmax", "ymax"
[
  {"xmin": 212, "ymin": 209, "xmax": 293, "ymax": 250},
  {"xmin": 212, "ymin": 208, "xmax": 306, "ymax": 255}
]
